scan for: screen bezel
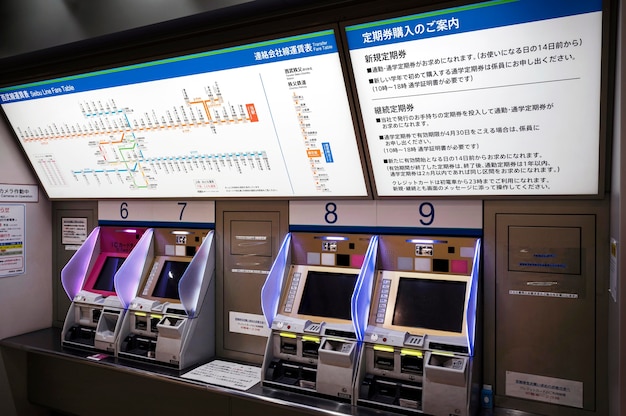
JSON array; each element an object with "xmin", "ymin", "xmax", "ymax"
[
  {"xmin": 372, "ymin": 270, "xmax": 471, "ymax": 337},
  {"xmin": 279, "ymin": 264, "xmax": 361, "ymax": 325},
  {"xmin": 340, "ymin": 0, "xmax": 612, "ymax": 200},
  {"xmin": 82, "ymin": 252, "xmax": 128, "ymax": 297},
  {"xmin": 139, "ymin": 255, "xmax": 192, "ymax": 303}
]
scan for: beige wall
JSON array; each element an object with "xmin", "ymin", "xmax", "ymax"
[{"xmin": 0, "ymin": 115, "xmax": 53, "ymax": 416}]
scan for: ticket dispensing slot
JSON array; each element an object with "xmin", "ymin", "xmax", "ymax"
[
  {"xmin": 423, "ymin": 352, "xmax": 469, "ymax": 415},
  {"xmin": 261, "ymin": 232, "xmax": 378, "ymax": 402},
  {"xmin": 355, "ymin": 236, "xmax": 481, "ymax": 416},
  {"xmin": 95, "ymin": 307, "xmax": 123, "ymax": 346},
  {"xmin": 317, "ymin": 338, "xmax": 358, "ymax": 398}
]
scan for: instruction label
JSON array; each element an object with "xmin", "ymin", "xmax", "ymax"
[{"xmin": 506, "ymin": 370, "xmax": 583, "ymax": 408}]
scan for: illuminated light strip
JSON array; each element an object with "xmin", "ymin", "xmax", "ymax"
[
  {"xmin": 432, "ymin": 350, "xmax": 455, "ymax": 357},
  {"xmin": 373, "ymin": 345, "xmax": 394, "ymax": 353},
  {"xmin": 134, "ymin": 312, "xmax": 147, "ymax": 317},
  {"xmin": 302, "ymin": 335, "xmax": 320, "ymax": 343},
  {"xmin": 345, "ymin": 0, "xmax": 517, "ymax": 31},
  {"xmin": 279, "ymin": 332, "xmax": 297, "ymax": 339},
  {"xmin": 314, "ymin": 235, "xmax": 348, "ymax": 241},
  {"xmin": 406, "ymin": 239, "xmax": 448, "ymax": 244},
  {"xmin": 400, "ymin": 349, "xmax": 423, "ymax": 358},
  {"xmin": 150, "ymin": 314, "xmax": 163, "ymax": 320},
  {"xmin": 325, "ymin": 338, "xmax": 348, "ymax": 343}
]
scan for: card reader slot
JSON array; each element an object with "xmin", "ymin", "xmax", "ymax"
[
  {"xmin": 79, "ymin": 327, "xmax": 95, "ymax": 339},
  {"xmin": 136, "ymin": 337, "xmax": 155, "ymax": 351},
  {"xmin": 64, "ymin": 325, "xmax": 96, "ymax": 346},
  {"xmin": 302, "ymin": 340, "xmax": 319, "ymax": 358},
  {"xmin": 281, "ymin": 363, "xmax": 301, "ymax": 381},
  {"xmin": 374, "ymin": 350, "xmax": 395, "ymax": 371},
  {"xmin": 92, "ymin": 309, "xmax": 102, "ymax": 324},
  {"xmin": 359, "ymin": 375, "xmax": 423, "ymax": 412},
  {"xmin": 401, "ymin": 354, "xmax": 423, "ymax": 375},
  {"xmin": 299, "ymin": 366, "xmax": 316, "ymax": 390},
  {"xmin": 280, "ymin": 338, "xmax": 297, "ymax": 355},
  {"xmin": 120, "ymin": 334, "xmax": 157, "ymax": 358},
  {"xmin": 135, "ymin": 315, "xmax": 148, "ymax": 331},
  {"xmin": 264, "ymin": 359, "xmax": 317, "ymax": 391},
  {"xmin": 150, "ymin": 317, "xmax": 161, "ymax": 332},
  {"xmin": 398, "ymin": 384, "xmax": 422, "ymax": 410},
  {"xmin": 371, "ymin": 379, "xmax": 398, "ymax": 404}
]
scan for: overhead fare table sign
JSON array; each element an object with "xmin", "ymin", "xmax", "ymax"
[
  {"xmin": 0, "ymin": 29, "xmax": 368, "ymax": 199},
  {"xmin": 345, "ymin": 0, "xmax": 603, "ymax": 197}
]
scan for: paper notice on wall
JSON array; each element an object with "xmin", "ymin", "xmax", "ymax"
[
  {"xmin": 61, "ymin": 217, "xmax": 88, "ymax": 245},
  {"xmin": 229, "ymin": 311, "xmax": 271, "ymax": 337},
  {"xmin": 0, "ymin": 204, "xmax": 25, "ymax": 277},
  {"xmin": 506, "ymin": 371, "xmax": 583, "ymax": 408},
  {"xmin": 181, "ymin": 360, "xmax": 261, "ymax": 391}
]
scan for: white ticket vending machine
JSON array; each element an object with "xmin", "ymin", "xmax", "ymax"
[
  {"xmin": 116, "ymin": 227, "xmax": 216, "ymax": 369},
  {"xmin": 261, "ymin": 232, "xmax": 378, "ymax": 402},
  {"xmin": 356, "ymin": 235, "xmax": 481, "ymax": 416},
  {"xmin": 61, "ymin": 226, "xmax": 147, "ymax": 353}
]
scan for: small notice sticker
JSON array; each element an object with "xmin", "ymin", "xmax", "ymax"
[
  {"xmin": 506, "ymin": 370, "xmax": 583, "ymax": 408},
  {"xmin": 229, "ymin": 311, "xmax": 271, "ymax": 337}
]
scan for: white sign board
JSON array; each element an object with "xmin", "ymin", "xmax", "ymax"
[
  {"xmin": 0, "ymin": 204, "xmax": 25, "ymax": 277},
  {"xmin": 61, "ymin": 217, "xmax": 88, "ymax": 245},
  {"xmin": 346, "ymin": 0, "xmax": 602, "ymax": 196},
  {"xmin": 289, "ymin": 200, "xmax": 482, "ymax": 230},
  {"xmin": 0, "ymin": 184, "xmax": 38, "ymax": 202},
  {"xmin": 98, "ymin": 200, "xmax": 215, "ymax": 224}
]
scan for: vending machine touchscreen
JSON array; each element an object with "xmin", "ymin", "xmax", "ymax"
[
  {"xmin": 356, "ymin": 236, "xmax": 481, "ymax": 416},
  {"xmin": 88, "ymin": 255, "xmax": 127, "ymax": 295},
  {"xmin": 140, "ymin": 256, "xmax": 191, "ymax": 303},
  {"xmin": 285, "ymin": 265, "xmax": 358, "ymax": 323}
]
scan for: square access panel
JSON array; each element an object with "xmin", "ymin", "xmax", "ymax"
[
  {"xmin": 508, "ymin": 226, "xmax": 581, "ymax": 275},
  {"xmin": 230, "ymin": 220, "xmax": 273, "ymax": 257}
]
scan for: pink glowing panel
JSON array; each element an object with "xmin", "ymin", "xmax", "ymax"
[
  {"xmin": 451, "ymin": 259, "xmax": 468, "ymax": 274},
  {"xmin": 350, "ymin": 254, "xmax": 365, "ymax": 268}
]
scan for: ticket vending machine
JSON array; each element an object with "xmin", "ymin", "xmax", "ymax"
[
  {"xmin": 356, "ymin": 235, "xmax": 481, "ymax": 416},
  {"xmin": 116, "ymin": 227, "xmax": 215, "ymax": 369},
  {"xmin": 61, "ymin": 226, "xmax": 147, "ymax": 353},
  {"xmin": 261, "ymin": 232, "xmax": 378, "ymax": 402}
]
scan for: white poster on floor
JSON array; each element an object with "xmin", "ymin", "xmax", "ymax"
[{"xmin": 182, "ymin": 360, "xmax": 261, "ymax": 391}]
